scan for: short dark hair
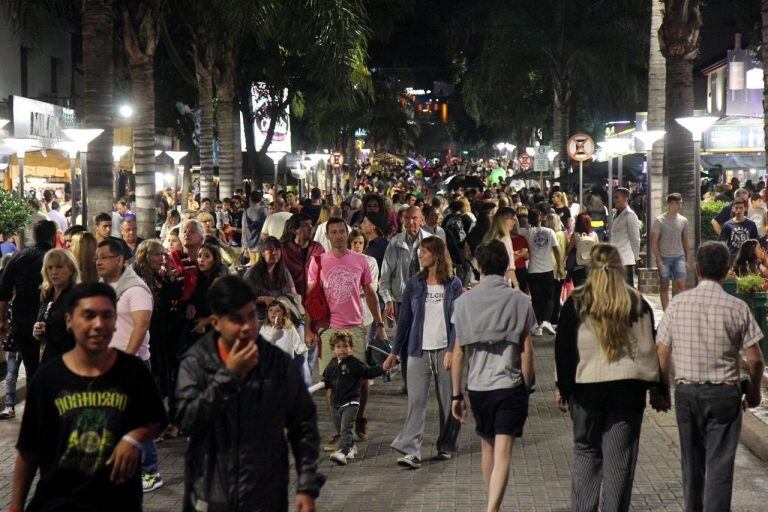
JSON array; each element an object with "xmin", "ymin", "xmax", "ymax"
[
  {"xmin": 33, "ymin": 220, "xmax": 57, "ymax": 245},
  {"xmin": 208, "ymin": 275, "xmax": 256, "ymax": 316},
  {"xmin": 249, "ymin": 191, "xmax": 262, "ymax": 204},
  {"xmin": 51, "ymin": 200, "xmax": 60, "ymax": 210},
  {"xmin": 290, "ymin": 213, "xmax": 313, "ymax": 230},
  {"xmin": 527, "ymin": 209, "xmax": 540, "ymax": 227},
  {"xmin": 66, "ymin": 282, "xmax": 117, "ymax": 315},
  {"xmin": 614, "ymin": 187, "xmax": 630, "ymax": 199},
  {"xmin": 751, "ymin": 192, "xmax": 763, "ymax": 202},
  {"xmin": 326, "ymin": 217, "xmax": 346, "ymax": 234},
  {"xmin": 733, "ymin": 198, "xmax": 747, "ymax": 208},
  {"xmin": 476, "ymin": 239, "xmax": 509, "ymax": 277},
  {"xmin": 95, "ymin": 212, "xmax": 112, "ymax": 225},
  {"xmin": 64, "ymin": 224, "xmax": 87, "ymax": 237},
  {"xmin": 667, "ymin": 193, "xmax": 682, "ymax": 203},
  {"xmin": 310, "ymin": 187, "xmax": 322, "ymax": 200},
  {"xmin": 97, "ymin": 237, "xmax": 127, "ymax": 258},
  {"xmin": 697, "ymin": 241, "xmax": 730, "ymax": 281}
]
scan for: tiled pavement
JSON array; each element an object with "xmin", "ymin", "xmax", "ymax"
[{"xmin": 2, "ymin": 334, "xmax": 768, "ymax": 511}]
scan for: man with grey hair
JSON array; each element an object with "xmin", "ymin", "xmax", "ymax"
[
  {"xmin": 711, "ymin": 187, "xmax": 750, "ymax": 236},
  {"xmin": 656, "ymin": 241, "xmax": 764, "ymax": 512}
]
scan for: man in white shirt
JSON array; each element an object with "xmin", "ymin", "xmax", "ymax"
[
  {"xmin": 260, "ymin": 197, "xmax": 293, "ymax": 241},
  {"xmin": 46, "ymin": 201, "xmax": 68, "ymax": 232},
  {"xmin": 609, "ymin": 188, "xmax": 641, "ymax": 286}
]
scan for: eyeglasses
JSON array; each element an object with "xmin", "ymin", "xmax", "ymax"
[{"xmin": 94, "ymin": 254, "xmax": 121, "ymax": 262}]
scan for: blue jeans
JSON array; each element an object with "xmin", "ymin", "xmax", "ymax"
[
  {"xmin": 658, "ymin": 255, "xmax": 687, "ymax": 284},
  {"xmin": 141, "ymin": 359, "xmax": 159, "ymax": 475},
  {"xmin": 3, "ymin": 351, "xmax": 20, "ymax": 407}
]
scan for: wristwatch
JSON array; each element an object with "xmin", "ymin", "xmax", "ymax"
[
  {"xmin": 451, "ymin": 394, "xmax": 464, "ymax": 401},
  {"xmin": 375, "ymin": 321, "xmax": 385, "ymax": 328}
]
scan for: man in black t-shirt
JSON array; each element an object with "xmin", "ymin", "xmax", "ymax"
[
  {"xmin": 718, "ymin": 198, "xmax": 758, "ymax": 259},
  {"xmin": 11, "ymin": 283, "xmax": 166, "ymax": 512},
  {"xmin": 711, "ymin": 187, "xmax": 749, "ymax": 236}
]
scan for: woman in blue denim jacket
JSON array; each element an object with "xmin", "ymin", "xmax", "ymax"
[{"xmin": 383, "ymin": 236, "xmax": 463, "ymax": 468}]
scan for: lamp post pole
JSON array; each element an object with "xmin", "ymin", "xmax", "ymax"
[{"xmin": 63, "ymin": 128, "xmax": 105, "ymax": 229}]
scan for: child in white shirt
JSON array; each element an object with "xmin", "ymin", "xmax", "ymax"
[{"xmin": 259, "ymin": 300, "xmax": 305, "ymax": 358}]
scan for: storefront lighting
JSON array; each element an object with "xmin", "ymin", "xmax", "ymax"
[
  {"xmin": 63, "ymin": 128, "xmax": 104, "ymax": 227},
  {"xmin": 165, "ymin": 151, "xmax": 188, "ymax": 209},
  {"xmin": 3, "ymin": 137, "xmax": 41, "ymax": 197},
  {"xmin": 119, "ymin": 104, "xmax": 134, "ymax": 118}
]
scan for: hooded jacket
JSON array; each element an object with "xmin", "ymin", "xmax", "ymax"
[
  {"xmin": 379, "ymin": 228, "xmax": 432, "ymax": 304},
  {"xmin": 176, "ymin": 332, "xmax": 324, "ymax": 512}
]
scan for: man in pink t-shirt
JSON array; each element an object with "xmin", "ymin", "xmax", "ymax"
[{"xmin": 307, "ymin": 217, "xmax": 386, "ymax": 443}]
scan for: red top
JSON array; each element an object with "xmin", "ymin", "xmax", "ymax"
[
  {"xmin": 511, "ymin": 235, "xmax": 529, "ymax": 269},
  {"xmin": 169, "ymin": 249, "xmax": 198, "ymax": 302}
]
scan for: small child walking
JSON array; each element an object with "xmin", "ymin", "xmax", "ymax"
[{"xmin": 322, "ymin": 330, "xmax": 384, "ymax": 465}]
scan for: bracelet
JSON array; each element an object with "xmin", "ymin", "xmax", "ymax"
[
  {"xmin": 121, "ymin": 434, "xmax": 142, "ymax": 450},
  {"xmin": 451, "ymin": 394, "xmax": 464, "ymax": 401}
]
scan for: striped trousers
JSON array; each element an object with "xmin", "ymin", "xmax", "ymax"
[{"xmin": 569, "ymin": 400, "xmax": 643, "ymax": 512}]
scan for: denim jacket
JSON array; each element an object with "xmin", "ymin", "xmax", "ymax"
[{"xmin": 391, "ymin": 274, "xmax": 463, "ymax": 357}]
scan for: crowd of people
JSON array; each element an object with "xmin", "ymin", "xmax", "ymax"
[{"xmin": 0, "ymin": 166, "xmax": 765, "ymax": 512}]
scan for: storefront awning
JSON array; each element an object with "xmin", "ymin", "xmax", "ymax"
[{"xmin": 700, "ymin": 152, "xmax": 765, "ymax": 170}]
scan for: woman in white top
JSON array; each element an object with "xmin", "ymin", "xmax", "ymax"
[
  {"xmin": 259, "ymin": 300, "xmax": 305, "ymax": 359},
  {"xmin": 348, "ymin": 229, "xmax": 379, "ymax": 328},
  {"xmin": 567, "ymin": 213, "xmax": 600, "ymax": 287},
  {"xmin": 481, "ymin": 207, "xmax": 521, "ymax": 289}
]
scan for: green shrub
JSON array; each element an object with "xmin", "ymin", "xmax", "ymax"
[
  {"xmin": 0, "ymin": 189, "xmax": 32, "ymax": 236},
  {"xmin": 701, "ymin": 200, "xmax": 728, "ymax": 242},
  {"xmin": 736, "ymin": 274, "xmax": 767, "ymax": 295}
]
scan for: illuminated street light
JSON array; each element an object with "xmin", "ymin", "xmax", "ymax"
[
  {"xmin": 119, "ymin": 104, "xmax": 134, "ymax": 118},
  {"xmin": 166, "ymin": 151, "xmax": 188, "ymax": 208},
  {"xmin": 63, "ymin": 128, "xmax": 104, "ymax": 227},
  {"xmin": 3, "ymin": 138, "xmax": 41, "ymax": 196},
  {"xmin": 675, "ymin": 116, "xmax": 719, "ymax": 253}
]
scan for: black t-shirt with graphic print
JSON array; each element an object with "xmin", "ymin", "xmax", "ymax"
[{"xmin": 17, "ymin": 351, "xmax": 167, "ymax": 512}]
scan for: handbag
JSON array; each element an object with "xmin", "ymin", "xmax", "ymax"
[{"xmin": 304, "ymin": 255, "xmax": 330, "ymax": 332}]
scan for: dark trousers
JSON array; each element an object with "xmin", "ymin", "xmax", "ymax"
[
  {"xmin": 551, "ymin": 279, "xmax": 564, "ymax": 324},
  {"xmin": 395, "ymin": 301, "xmax": 408, "ymax": 387},
  {"xmin": 624, "ymin": 265, "xmax": 635, "ymax": 287},
  {"xmin": 528, "ymin": 271, "xmax": 554, "ymax": 325},
  {"xmin": 332, "ymin": 403, "xmax": 359, "ymax": 454},
  {"xmin": 15, "ymin": 330, "xmax": 40, "ymax": 383},
  {"xmin": 675, "ymin": 384, "xmax": 742, "ymax": 512},
  {"xmin": 572, "ymin": 267, "xmax": 587, "ymax": 288},
  {"xmin": 570, "ymin": 399, "xmax": 643, "ymax": 512},
  {"xmin": 515, "ymin": 268, "xmax": 529, "ymax": 294}
]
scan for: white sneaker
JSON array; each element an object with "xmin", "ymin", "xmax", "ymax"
[
  {"xmin": 397, "ymin": 454, "xmax": 421, "ymax": 469},
  {"xmin": 541, "ymin": 321, "xmax": 556, "ymax": 335},
  {"xmin": 531, "ymin": 325, "xmax": 543, "ymax": 336},
  {"xmin": 330, "ymin": 450, "xmax": 347, "ymax": 465},
  {"xmin": 346, "ymin": 445, "xmax": 357, "ymax": 460}
]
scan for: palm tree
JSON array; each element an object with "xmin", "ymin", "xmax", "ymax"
[
  {"xmin": 647, "ymin": 0, "xmax": 666, "ymax": 222},
  {"xmin": 193, "ymin": 30, "xmax": 215, "ymax": 201},
  {"xmin": 215, "ymin": 46, "xmax": 237, "ymax": 199},
  {"xmin": 82, "ymin": 0, "xmax": 115, "ymax": 224},
  {"xmin": 122, "ymin": 2, "xmax": 160, "ymax": 238},
  {"xmin": 763, "ymin": 0, "xmax": 768, "ymax": 166},
  {"xmin": 659, "ymin": 0, "xmax": 702, "ymax": 251}
]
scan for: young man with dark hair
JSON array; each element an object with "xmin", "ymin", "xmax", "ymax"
[
  {"xmin": 718, "ymin": 197, "xmax": 758, "ymax": 258},
  {"xmin": 657, "ymin": 241, "xmax": 764, "ymax": 512},
  {"xmin": 94, "ymin": 212, "xmax": 113, "ymax": 244},
  {"xmin": 450, "ymin": 239, "xmax": 536, "ymax": 512},
  {"xmin": 0, "ymin": 220, "xmax": 57, "ymax": 381},
  {"xmin": 651, "ymin": 193, "xmax": 691, "ymax": 310},
  {"xmin": 10, "ymin": 282, "xmax": 166, "ymax": 512},
  {"xmin": 63, "ymin": 224, "xmax": 88, "ymax": 250},
  {"xmin": 176, "ymin": 275, "xmax": 323, "ymax": 512}
]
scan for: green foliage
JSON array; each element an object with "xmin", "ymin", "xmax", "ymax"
[
  {"xmin": 736, "ymin": 274, "xmax": 766, "ymax": 295},
  {"xmin": 0, "ymin": 189, "xmax": 32, "ymax": 236},
  {"xmin": 700, "ymin": 200, "xmax": 728, "ymax": 241}
]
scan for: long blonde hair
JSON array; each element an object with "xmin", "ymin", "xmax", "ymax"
[
  {"xmin": 40, "ymin": 249, "xmax": 80, "ymax": 296},
  {"xmin": 71, "ymin": 231, "xmax": 98, "ymax": 283},
  {"xmin": 482, "ymin": 207, "xmax": 516, "ymax": 245},
  {"xmin": 571, "ymin": 243, "xmax": 640, "ymax": 362}
]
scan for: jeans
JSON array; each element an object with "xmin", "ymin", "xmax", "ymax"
[
  {"xmin": 3, "ymin": 351, "xmax": 20, "ymax": 407},
  {"xmin": 141, "ymin": 360, "xmax": 159, "ymax": 475},
  {"xmin": 391, "ymin": 348, "xmax": 460, "ymax": 459},
  {"xmin": 332, "ymin": 403, "xmax": 359, "ymax": 454},
  {"xmin": 675, "ymin": 384, "xmax": 742, "ymax": 512},
  {"xmin": 570, "ymin": 398, "xmax": 643, "ymax": 512},
  {"xmin": 528, "ymin": 271, "xmax": 555, "ymax": 325},
  {"xmin": 658, "ymin": 255, "xmax": 687, "ymax": 284}
]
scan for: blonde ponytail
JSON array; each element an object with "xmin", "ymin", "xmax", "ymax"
[{"xmin": 572, "ymin": 243, "xmax": 639, "ymax": 362}]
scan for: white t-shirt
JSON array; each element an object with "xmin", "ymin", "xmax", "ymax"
[
  {"xmin": 360, "ymin": 255, "xmax": 379, "ymax": 326},
  {"xmin": 47, "ymin": 210, "xmax": 68, "ymax": 232},
  {"xmin": 109, "ymin": 284, "xmax": 152, "ymax": 361},
  {"xmin": 261, "ymin": 211, "xmax": 293, "ymax": 240},
  {"xmin": 259, "ymin": 324, "xmax": 303, "ymax": 358},
  {"xmin": 519, "ymin": 226, "xmax": 558, "ymax": 274},
  {"xmin": 421, "ymin": 284, "xmax": 448, "ymax": 350}
]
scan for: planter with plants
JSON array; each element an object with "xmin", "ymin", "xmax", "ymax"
[
  {"xmin": 735, "ymin": 274, "xmax": 768, "ymax": 358},
  {"xmin": 0, "ymin": 189, "xmax": 32, "ymax": 239}
]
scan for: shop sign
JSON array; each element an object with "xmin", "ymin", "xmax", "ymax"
[
  {"xmin": 703, "ymin": 124, "xmax": 764, "ymax": 151},
  {"xmin": 534, "ymin": 146, "xmax": 550, "ymax": 173},
  {"xmin": 10, "ymin": 95, "xmax": 76, "ymax": 147}
]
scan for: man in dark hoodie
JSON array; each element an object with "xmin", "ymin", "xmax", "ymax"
[{"xmin": 176, "ymin": 275, "xmax": 323, "ymax": 512}]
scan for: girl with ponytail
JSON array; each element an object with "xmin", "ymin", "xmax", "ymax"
[{"xmin": 554, "ymin": 243, "xmax": 665, "ymax": 511}]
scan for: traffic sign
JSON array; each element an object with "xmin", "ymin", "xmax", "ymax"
[
  {"xmin": 567, "ymin": 133, "xmax": 595, "ymax": 162},
  {"xmin": 534, "ymin": 146, "xmax": 550, "ymax": 173},
  {"xmin": 519, "ymin": 154, "xmax": 533, "ymax": 171}
]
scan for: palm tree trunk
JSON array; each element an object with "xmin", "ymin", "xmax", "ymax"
[
  {"xmin": 82, "ymin": 0, "xmax": 114, "ymax": 226},
  {"xmin": 647, "ymin": 0, "xmax": 666, "ymax": 223},
  {"xmin": 762, "ymin": 0, "xmax": 768, "ymax": 168},
  {"xmin": 195, "ymin": 44, "xmax": 215, "ymax": 201},
  {"xmin": 123, "ymin": 7, "xmax": 159, "ymax": 239},
  {"xmin": 552, "ymin": 80, "xmax": 570, "ymax": 190},
  {"xmin": 233, "ymin": 107, "xmax": 243, "ymax": 191},
  {"xmin": 216, "ymin": 48, "xmax": 236, "ymax": 199}
]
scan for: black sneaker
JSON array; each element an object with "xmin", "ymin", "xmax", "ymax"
[{"xmin": 435, "ymin": 451, "xmax": 452, "ymax": 461}]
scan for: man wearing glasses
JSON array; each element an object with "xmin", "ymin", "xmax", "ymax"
[{"xmin": 95, "ymin": 238, "xmax": 162, "ymax": 491}]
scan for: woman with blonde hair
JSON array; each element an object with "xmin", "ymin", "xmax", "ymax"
[
  {"xmin": 384, "ymin": 236, "xmax": 463, "ymax": 468},
  {"xmin": 554, "ymin": 243, "xmax": 664, "ymax": 511},
  {"xmin": 70, "ymin": 231, "xmax": 98, "ymax": 283},
  {"xmin": 482, "ymin": 207, "xmax": 520, "ymax": 288},
  {"xmin": 34, "ymin": 249, "xmax": 79, "ymax": 363}
]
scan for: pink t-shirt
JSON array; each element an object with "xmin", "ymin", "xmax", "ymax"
[
  {"xmin": 109, "ymin": 284, "xmax": 153, "ymax": 361},
  {"xmin": 308, "ymin": 250, "xmax": 372, "ymax": 328}
]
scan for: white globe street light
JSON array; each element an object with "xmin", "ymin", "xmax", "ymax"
[
  {"xmin": 266, "ymin": 151, "xmax": 287, "ymax": 188},
  {"xmin": 63, "ymin": 128, "xmax": 104, "ymax": 228},
  {"xmin": 119, "ymin": 104, "xmax": 134, "ymax": 119},
  {"xmin": 166, "ymin": 151, "xmax": 188, "ymax": 208},
  {"xmin": 3, "ymin": 138, "xmax": 41, "ymax": 197},
  {"xmin": 675, "ymin": 116, "xmax": 719, "ymax": 253},
  {"xmin": 633, "ymin": 130, "xmax": 666, "ymax": 268}
]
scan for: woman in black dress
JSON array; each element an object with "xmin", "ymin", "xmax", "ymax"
[{"xmin": 34, "ymin": 249, "xmax": 79, "ymax": 364}]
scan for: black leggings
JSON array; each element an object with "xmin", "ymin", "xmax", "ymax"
[
  {"xmin": 528, "ymin": 271, "xmax": 554, "ymax": 325},
  {"xmin": 515, "ymin": 268, "xmax": 529, "ymax": 294}
]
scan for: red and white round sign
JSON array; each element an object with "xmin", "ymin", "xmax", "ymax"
[{"xmin": 566, "ymin": 133, "xmax": 595, "ymax": 162}]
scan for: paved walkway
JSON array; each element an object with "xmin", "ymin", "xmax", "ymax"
[{"xmin": 2, "ymin": 335, "xmax": 768, "ymax": 511}]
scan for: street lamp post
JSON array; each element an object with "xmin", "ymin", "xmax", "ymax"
[
  {"xmin": 633, "ymin": 130, "xmax": 666, "ymax": 268},
  {"xmin": 266, "ymin": 151, "xmax": 287, "ymax": 189},
  {"xmin": 675, "ymin": 116, "xmax": 719, "ymax": 254},
  {"xmin": 3, "ymin": 138, "xmax": 41, "ymax": 197},
  {"xmin": 166, "ymin": 151, "xmax": 188, "ymax": 210},
  {"xmin": 54, "ymin": 140, "xmax": 81, "ymax": 225},
  {"xmin": 63, "ymin": 128, "xmax": 105, "ymax": 228}
]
